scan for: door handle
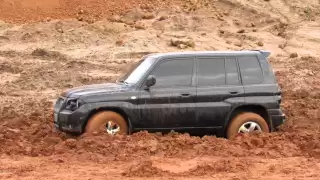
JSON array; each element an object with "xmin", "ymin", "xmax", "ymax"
[
  {"xmin": 229, "ymin": 91, "xmax": 239, "ymax": 95},
  {"xmin": 180, "ymin": 93, "xmax": 191, "ymax": 97}
]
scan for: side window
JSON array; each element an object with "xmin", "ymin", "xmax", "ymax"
[
  {"xmin": 238, "ymin": 56, "xmax": 263, "ymax": 85},
  {"xmin": 150, "ymin": 58, "xmax": 193, "ymax": 87},
  {"xmin": 197, "ymin": 58, "xmax": 226, "ymax": 86},
  {"xmin": 225, "ymin": 58, "xmax": 240, "ymax": 85}
]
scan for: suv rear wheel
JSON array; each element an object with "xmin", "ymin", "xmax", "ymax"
[
  {"xmin": 227, "ymin": 112, "xmax": 269, "ymax": 139},
  {"xmin": 85, "ymin": 111, "xmax": 128, "ymax": 135}
]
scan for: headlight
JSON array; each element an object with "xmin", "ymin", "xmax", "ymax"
[{"xmin": 65, "ymin": 98, "xmax": 84, "ymax": 111}]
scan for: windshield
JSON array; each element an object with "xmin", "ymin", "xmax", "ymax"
[{"xmin": 117, "ymin": 57, "xmax": 155, "ymax": 84}]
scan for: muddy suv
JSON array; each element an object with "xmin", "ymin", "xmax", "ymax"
[{"xmin": 53, "ymin": 50, "xmax": 285, "ymax": 139}]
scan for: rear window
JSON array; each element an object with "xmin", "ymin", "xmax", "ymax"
[
  {"xmin": 238, "ymin": 56, "xmax": 263, "ymax": 85},
  {"xmin": 197, "ymin": 57, "xmax": 241, "ymax": 86}
]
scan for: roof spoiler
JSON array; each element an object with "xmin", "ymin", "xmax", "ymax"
[
  {"xmin": 250, "ymin": 50, "xmax": 271, "ymax": 57},
  {"xmin": 241, "ymin": 49, "xmax": 271, "ymax": 57}
]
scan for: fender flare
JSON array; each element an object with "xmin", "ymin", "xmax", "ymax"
[{"xmin": 224, "ymin": 104, "xmax": 273, "ymax": 132}]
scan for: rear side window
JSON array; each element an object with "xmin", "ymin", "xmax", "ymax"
[
  {"xmin": 150, "ymin": 58, "xmax": 193, "ymax": 87},
  {"xmin": 238, "ymin": 56, "xmax": 263, "ymax": 85},
  {"xmin": 197, "ymin": 58, "xmax": 225, "ymax": 86},
  {"xmin": 225, "ymin": 58, "xmax": 240, "ymax": 85}
]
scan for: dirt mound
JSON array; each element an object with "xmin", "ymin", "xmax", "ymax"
[
  {"xmin": 30, "ymin": 48, "xmax": 67, "ymax": 60},
  {"xmin": 184, "ymin": 159, "xmax": 249, "ymax": 176},
  {"xmin": 122, "ymin": 158, "xmax": 251, "ymax": 177},
  {"xmin": 122, "ymin": 160, "xmax": 173, "ymax": 177}
]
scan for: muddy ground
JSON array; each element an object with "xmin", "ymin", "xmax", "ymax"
[{"xmin": 0, "ymin": 0, "xmax": 320, "ymax": 179}]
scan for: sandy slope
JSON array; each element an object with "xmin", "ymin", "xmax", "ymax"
[{"xmin": 0, "ymin": 0, "xmax": 320, "ymax": 179}]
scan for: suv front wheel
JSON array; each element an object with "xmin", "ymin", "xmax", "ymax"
[
  {"xmin": 226, "ymin": 112, "xmax": 269, "ymax": 139},
  {"xmin": 85, "ymin": 111, "xmax": 128, "ymax": 135}
]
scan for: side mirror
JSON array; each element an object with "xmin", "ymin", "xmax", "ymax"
[{"xmin": 146, "ymin": 75, "xmax": 156, "ymax": 88}]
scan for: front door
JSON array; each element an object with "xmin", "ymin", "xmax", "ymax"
[
  {"xmin": 195, "ymin": 57, "xmax": 245, "ymax": 128},
  {"xmin": 137, "ymin": 57, "xmax": 197, "ymax": 131}
]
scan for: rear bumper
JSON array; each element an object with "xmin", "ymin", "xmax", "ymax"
[{"xmin": 268, "ymin": 109, "xmax": 286, "ymax": 129}]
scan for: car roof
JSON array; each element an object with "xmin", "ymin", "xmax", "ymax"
[{"xmin": 147, "ymin": 50, "xmax": 271, "ymax": 59}]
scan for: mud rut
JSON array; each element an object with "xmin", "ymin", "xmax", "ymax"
[{"xmin": 0, "ymin": 0, "xmax": 320, "ymax": 179}]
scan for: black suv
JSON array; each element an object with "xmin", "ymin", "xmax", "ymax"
[{"xmin": 53, "ymin": 50, "xmax": 285, "ymax": 139}]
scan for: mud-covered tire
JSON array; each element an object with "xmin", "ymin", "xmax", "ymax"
[
  {"xmin": 85, "ymin": 111, "xmax": 128, "ymax": 135},
  {"xmin": 226, "ymin": 112, "xmax": 269, "ymax": 139}
]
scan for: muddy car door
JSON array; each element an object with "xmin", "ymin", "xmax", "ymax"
[
  {"xmin": 137, "ymin": 57, "xmax": 197, "ymax": 131},
  {"xmin": 195, "ymin": 57, "xmax": 245, "ymax": 131}
]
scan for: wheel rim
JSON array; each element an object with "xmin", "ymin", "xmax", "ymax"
[
  {"xmin": 105, "ymin": 121, "xmax": 120, "ymax": 135},
  {"xmin": 238, "ymin": 121, "xmax": 262, "ymax": 134}
]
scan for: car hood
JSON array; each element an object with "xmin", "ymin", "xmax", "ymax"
[{"xmin": 61, "ymin": 83, "xmax": 130, "ymax": 98}]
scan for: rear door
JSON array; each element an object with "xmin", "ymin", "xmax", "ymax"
[
  {"xmin": 195, "ymin": 57, "xmax": 245, "ymax": 128},
  {"xmin": 237, "ymin": 55, "xmax": 277, "ymax": 105}
]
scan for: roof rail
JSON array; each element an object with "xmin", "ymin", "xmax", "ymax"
[{"xmin": 246, "ymin": 49, "xmax": 271, "ymax": 57}]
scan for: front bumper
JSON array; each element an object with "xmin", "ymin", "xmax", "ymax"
[
  {"xmin": 268, "ymin": 109, "xmax": 286, "ymax": 129},
  {"xmin": 54, "ymin": 111, "xmax": 83, "ymax": 133},
  {"xmin": 54, "ymin": 98, "xmax": 89, "ymax": 134}
]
